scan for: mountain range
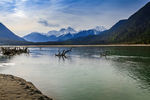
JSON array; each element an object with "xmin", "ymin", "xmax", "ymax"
[
  {"xmin": 0, "ymin": 23, "xmax": 25, "ymax": 44},
  {"xmin": 61, "ymin": 1, "xmax": 150, "ymax": 44},
  {"xmin": 0, "ymin": 2, "xmax": 150, "ymax": 45},
  {"xmin": 23, "ymin": 26, "xmax": 106, "ymax": 42}
]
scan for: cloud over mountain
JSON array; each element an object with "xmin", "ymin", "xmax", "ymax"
[
  {"xmin": 0, "ymin": 0, "xmax": 149, "ymax": 36},
  {"xmin": 38, "ymin": 19, "xmax": 60, "ymax": 27}
]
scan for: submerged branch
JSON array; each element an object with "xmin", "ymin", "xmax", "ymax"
[{"xmin": 55, "ymin": 48, "xmax": 72, "ymax": 57}]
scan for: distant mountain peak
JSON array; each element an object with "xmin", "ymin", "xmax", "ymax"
[
  {"xmin": 0, "ymin": 22, "xmax": 25, "ymax": 42},
  {"xmin": 67, "ymin": 27, "xmax": 74, "ymax": 30},
  {"xmin": 46, "ymin": 27, "xmax": 76, "ymax": 37},
  {"xmin": 94, "ymin": 26, "xmax": 107, "ymax": 31},
  {"xmin": 0, "ymin": 22, "xmax": 3, "ymax": 25},
  {"xmin": 0, "ymin": 22, "xmax": 7, "ymax": 28},
  {"xmin": 60, "ymin": 28, "xmax": 66, "ymax": 32},
  {"xmin": 59, "ymin": 27, "xmax": 76, "ymax": 34}
]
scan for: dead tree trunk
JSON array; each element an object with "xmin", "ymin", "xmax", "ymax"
[{"xmin": 55, "ymin": 48, "xmax": 72, "ymax": 57}]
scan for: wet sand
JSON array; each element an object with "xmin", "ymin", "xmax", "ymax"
[{"xmin": 0, "ymin": 74, "xmax": 52, "ymax": 100}]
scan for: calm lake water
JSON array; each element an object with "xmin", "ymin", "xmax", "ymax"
[{"xmin": 0, "ymin": 46, "xmax": 150, "ymax": 100}]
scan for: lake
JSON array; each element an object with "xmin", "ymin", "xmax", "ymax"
[{"xmin": 0, "ymin": 46, "xmax": 150, "ymax": 100}]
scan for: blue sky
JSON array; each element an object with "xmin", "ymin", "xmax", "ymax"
[{"xmin": 0, "ymin": 0, "xmax": 149, "ymax": 36}]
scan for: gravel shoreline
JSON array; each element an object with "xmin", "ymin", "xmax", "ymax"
[{"xmin": 0, "ymin": 74, "xmax": 52, "ymax": 100}]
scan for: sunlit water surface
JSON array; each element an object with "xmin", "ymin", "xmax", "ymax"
[{"xmin": 0, "ymin": 46, "xmax": 150, "ymax": 100}]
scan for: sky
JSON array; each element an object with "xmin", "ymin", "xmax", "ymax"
[{"xmin": 0, "ymin": 0, "xmax": 149, "ymax": 36}]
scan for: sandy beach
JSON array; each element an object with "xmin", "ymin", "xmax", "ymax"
[{"xmin": 0, "ymin": 74, "xmax": 52, "ymax": 100}]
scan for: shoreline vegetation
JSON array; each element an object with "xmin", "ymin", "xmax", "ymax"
[
  {"xmin": 0, "ymin": 74, "xmax": 52, "ymax": 100},
  {"xmin": 0, "ymin": 47, "xmax": 29, "ymax": 56}
]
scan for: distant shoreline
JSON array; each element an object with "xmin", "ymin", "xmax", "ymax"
[
  {"xmin": 1, "ymin": 44, "xmax": 149, "ymax": 47},
  {"xmin": 0, "ymin": 44, "xmax": 150, "ymax": 47}
]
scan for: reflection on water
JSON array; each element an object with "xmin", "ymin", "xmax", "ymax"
[{"xmin": 0, "ymin": 46, "xmax": 150, "ymax": 100}]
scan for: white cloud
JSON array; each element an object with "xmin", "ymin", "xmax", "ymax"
[{"xmin": 0, "ymin": 0, "xmax": 149, "ymax": 36}]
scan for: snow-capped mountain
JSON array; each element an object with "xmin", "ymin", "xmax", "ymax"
[
  {"xmin": 23, "ymin": 26, "xmax": 106, "ymax": 42},
  {"xmin": 94, "ymin": 26, "xmax": 107, "ymax": 32},
  {"xmin": 60, "ymin": 27, "xmax": 77, "ymax": 34},
  {"xmin": 46, "ymin": 27, "xmax": 77, "ymax": 37},
  {"xmin": 46, "ymin": 30, "xmax": 60, "ymax": 37}
]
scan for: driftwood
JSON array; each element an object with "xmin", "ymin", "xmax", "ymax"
[
  {"xmin": 55, "ymin": 48, "xmax": 72, "ymax": 57},
  {"xmin": 100, "ymin": 50, "xmax": 110, "ymax": 57},
  {"xmin": 0, "ymin": 47, "xmax": 29, "ymax": 56}
]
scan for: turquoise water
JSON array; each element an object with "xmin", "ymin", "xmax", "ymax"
[{"xmin": 0, "ymin": 46, "xmax": 150, "ymax": 100}]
